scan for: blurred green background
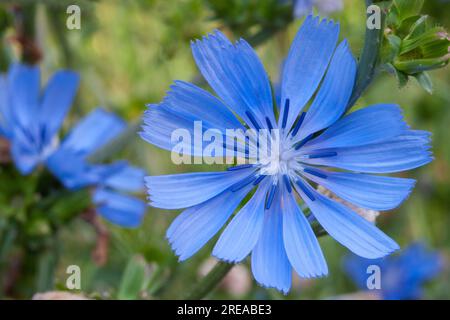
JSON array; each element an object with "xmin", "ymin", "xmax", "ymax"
[{"xmin": 0, "ymin": 0, "xmax": 449, "ymax": 299}]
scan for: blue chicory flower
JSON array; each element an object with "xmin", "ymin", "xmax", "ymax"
[
  {"xmin": 0, "ymin": 63, "xmax": 79, "ymax": 174},
  {"xmin": 0, "ymin": 63, "xmax": 146, "ymax": 228},
  {"xmin": 46, "ymin": 108, "xmax": 147, "ymax": 228},
  {"xmin": 141, "ymin": 16, "xmax": 432, "ymax": 293},
  {"xmin": 344, "ymin": 243, "xmax": 444, "ymax": 300}
]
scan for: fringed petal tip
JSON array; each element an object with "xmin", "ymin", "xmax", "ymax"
[
  {"xmin": 305, "ymin": 14, "xmax": 339, "ymax": 28},
  {"xmin": 254, "ymin": 280, "xmax": 291, "ymax": 296}
]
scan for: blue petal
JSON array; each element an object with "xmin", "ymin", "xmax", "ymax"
[
  {"xmin": 141, "ymin": 103, "xmax": 192, "ymax": 153},
  {"xmin": 60, "ymin": 108, "xmax": 126, "ymax": 157},
  {"xmin": 10, "ymin": 142, "xmax": 40, "ymax": 174},
  {"xmin": 6, "ymin": 64, "xmax": 42, "ymax": 174},
  {"xmin": 103, "ymin": 165, "xmax": 145, "ymax": 192},
  {"xmin": 212, "ymin": 181, "xmax": 269, "ymax": 262},
  {"xmin": 294, "ymin": 40, "xmax": 356, "ymax": 142},
  {"xmin": 302, "ymin": 104, "xmax": 409, "ymax": 149},
  {"xmin": 164, "ymin": 81, "xmax": 244, "ymax": 130},
  {"xmin": 94, "ymin": 188, "xmax": 146, "ymax": 228},
  {"xmin": 251, "ymin": 189, "xmax": 292, "ymax": 294},
  {"xmin": 8, "ymin": 63, "xmax": 40, "ymax": 130},
  {"xmin": 301, "ymin": 130, "xmax": 432, "ymax": 173},
  {"xmin": 167, "ymin": 186, "xmax": 252, "ymax": 261},
  {"xmin": 191, "ymin": 30, "xmax": 275, "ymax": 128},
  {"xmin": 39, "ymin": 70, "xmax": 79, "ymax": 146},
  {"xmin": 46, "ymin": 148, "xmax": 125, "ymax": 189},
  {"xmin": 282, "ymin": 189, "xmax": 328, "ymax": 278},
  {"xmin": 141, "ymin": 82, "xmax": 248, "ymax": 155},
  {"xmin": 294, "ymin": 178, "xmax": 399, "ymax": 259},
  {"xmin": 0, "ymin": 75, "xmax": 12, "ymax": 137},
  {"xmin": 279, "ymin": 16, "xmax": 339, "ymax": 131},
  {"xmin": 145, "ymin": 168, "xmax": 255, "ymax": 209},
  {"xmin": 141, "ymin": 103, "xmax": 226, "ymax": 156},
  {"xmin": 302, "ymin": 168, "xmax": 416, "ymax": 211}
]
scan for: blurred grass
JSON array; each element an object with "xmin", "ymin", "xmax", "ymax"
[{"xmin": 2, "ymin": 0, "xmax": 449, "ymax": 299}]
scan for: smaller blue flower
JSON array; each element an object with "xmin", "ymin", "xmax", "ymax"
[
  {"xmin": 0, "ymin": 63, "xmax": 79, "ymax": 174},
  {"xmin": 46, "ymin": 108, "xmax": 147, "ymax": 228},
  {"xmin": 0, "ymin": 63, "xmax": 146, "ymax": 228},
  {"xmin": 344, "ymin": 243, "xmax": 444, "ymax": 300}
]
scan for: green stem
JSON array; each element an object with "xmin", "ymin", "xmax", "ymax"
[
  {"xmin": 185, "ymin": 261, "xmax": 234, "ymax": 300},
  {"xmin": 347, "ymin": 0, "xmax": 386, "ymax": 110}
]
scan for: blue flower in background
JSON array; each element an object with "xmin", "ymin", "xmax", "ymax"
[
  {"xmin": 292, "ymin": 0, "xmax": 343, "ymax": 18},
  {"xmin": 344, "ymin": 243, "xmax": 444, "ymax": 300},
  {"xmin": 141, "ymin": 16, "xmax": 432, "ymax": 293},
  {"xmin": 0, "ymin": 63, "xmax": 79, "ymax": 174},
  {"xmin": 0, "ymin": 63, "xmax": 146, "ymax": 228},
  {"xmin": 47, "ymin": 108, "xmax": 147, "ymax": 228}
]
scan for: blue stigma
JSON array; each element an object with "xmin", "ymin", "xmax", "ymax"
[
  {"xmin": 281, "ymin": 99, "xmax": 290, "ymax": 129},
  {"xmin": 295, "ymin": 133, "xmax": 314, "ymax": 150},
  {"xmin": 227, "ymin": 164, "xmax": 254, "ymax": 171},
  {"xmin": 245, "ymin": 110, "xmax": 261, "ymax": 131},
  {"xmin": 265, "ymin": 183, "xmax": 278, "ymax": 209},
  {"xmin": 283, "ymin": 175, "xmax": 292, "ymax": 193},
  {"xmin": 303, "ymin": 168, "xmax": 327, "ymax": 179},
  {"xmin": 253, "ymin": 174, "xmax": 266, "ymax": 186},
  {"xmin": 307, "ymin": 151, "xmax": 338, "ymax": 159},
  {"xmin": 291, "ymin": 112, "xmax": 306, "ymax": 137},
  {"xmin": 295, "ymin": 179, "xmax": 315, "ymax": 201},
  {"xmin": 265, "ymin": 117, "xmax": 273, "ymax": 131}
]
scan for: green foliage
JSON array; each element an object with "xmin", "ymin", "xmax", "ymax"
[
  {"xmin": 207, "ymin": 0, "xmax": 293, "ymax": 44},
  {"xmin": 383, "ymin": 0, "xmax": 450, "ymax": 92},
  {"xmin": 117, "ymin": 255, "xmax": 150, "ymax": 299}
]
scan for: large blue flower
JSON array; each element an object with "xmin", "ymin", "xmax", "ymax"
[
  {"xmin": 141, "ymin": 16, "xmax": 432, "ymax": 293},
  {"xmin": 344, "ymin": 243, "xmax": 443, "ymax": 300},
  {"xmin": 0, "ymin": 63, "xmax": 146, "ymax": 228}
]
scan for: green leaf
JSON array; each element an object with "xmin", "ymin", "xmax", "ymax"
[
  {"xmin": 405, "ymin": 15, "xmax": 429, "ymax": 40},
  {"xmin": 393, "ymin": 0, "xmax": 424, "ymax": 22},
  {"xmin": 414, "ymin": 71, "xmax": 433, "ymax": 94},
  {"xmin": 117, "ymin": 255, "xmax": 148, "ymax": 300}
]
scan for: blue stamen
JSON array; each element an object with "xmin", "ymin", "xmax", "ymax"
[
  {"xmin": 307, "ymin": 151, "xmax": 337, "ymax": 159},
  {"xmin": 231, "ymin": 174, "xmax": 257, "ymax": 192},
  {"xmin": 253, "ymin": 174, "xmax": 266, "ymax": 186},
  {"xmin": 227, "ymin": 164, "xmax": 254, "ymax": 171},
  {"xmin": 283, "ymin": 175, "xmax": 292, "ymax": 193},
  {"xmin": 295, "ymin": 179, "xmax": 315, "ymax": 201},
  {"xmin": 245, "ymin": 110, "xmax": 261, "ymax": 131},
  {"xmin": 295, "ymin": 133, "xmax": 314, "ymax": 150},
  {"xmin": 303, "ymin": 168, "xmax": 327, "ymax": 179},
  {"xmin": 265, "ymin": 117, "xmax": 273, "ymax": 131},
  {"xmin": 281, "ymin": 99, "xmax": 290, "ymax": 129},
  {"xmin": 265, "ymin": 183, "xmax": 278, "ymax": 209},
  {"xmin": 291, "ymin": 112, "xmax": 306, "ymax": 137}
]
